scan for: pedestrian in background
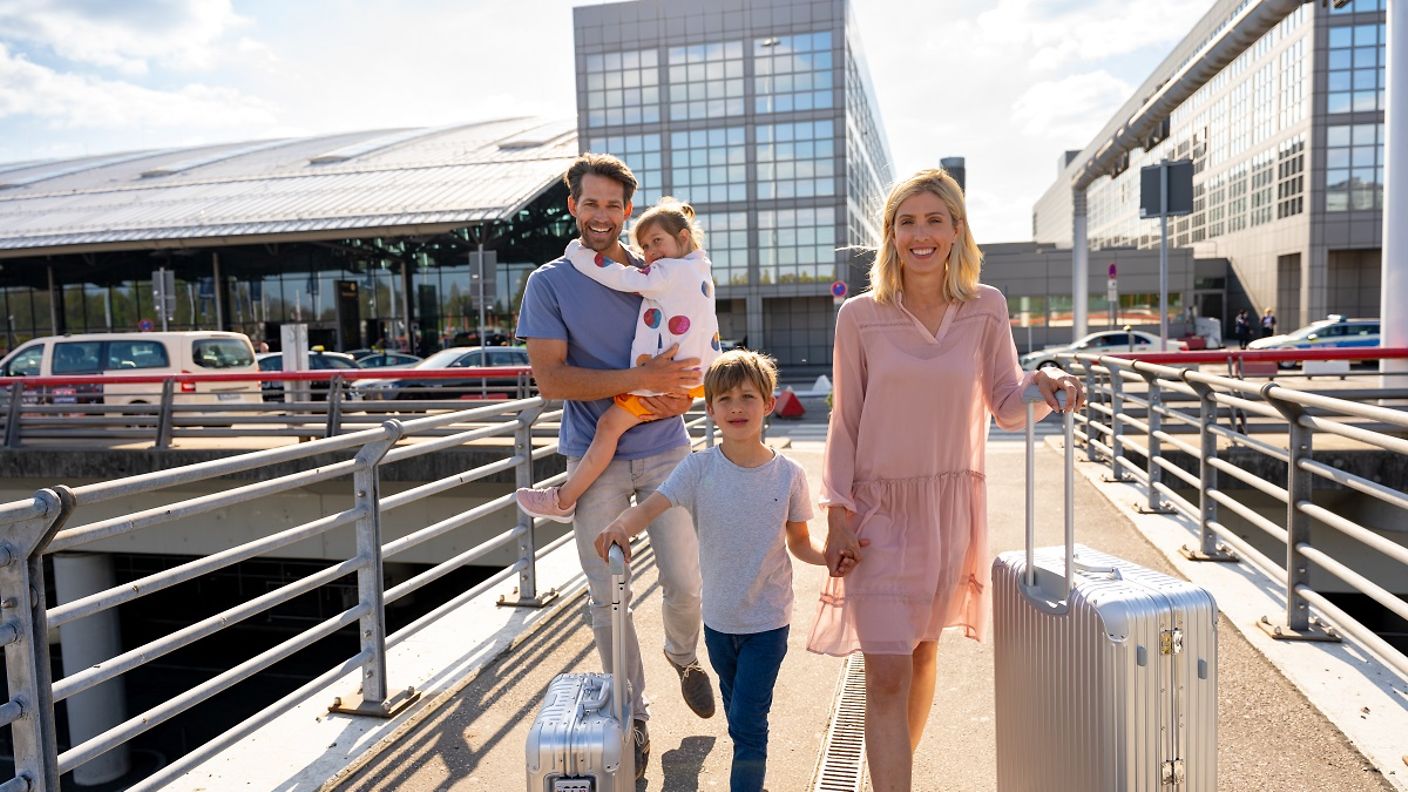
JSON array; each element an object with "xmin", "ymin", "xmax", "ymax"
[
  {"xmin": 1233, "ymin": 309, "xmax": 1251, "ymax": 349},
  {"xmin": 1261, "ymin": 307, "xmax": 1277, "ymax": 338}
]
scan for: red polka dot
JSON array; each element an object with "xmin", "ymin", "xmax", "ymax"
[{"xmin": 668, "ymin": 315, "xmax": 691, "ymax": 334}]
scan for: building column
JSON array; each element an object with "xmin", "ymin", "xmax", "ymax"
[
  {"xmin": 1384, "ymin": 0, "xmax": 1407, "ymax": 377},
  {"xmin": 1072, "ymin": 188, "xmax": 1089, "ymax": 340},
  {"xmin": 212, "ymin": 252, "xmax": 227, "ymax": 331},
  {"xmin": 53, "ymin": 552, "xmax": 131, "ymax": 786},
  {"xmin": 1301, "ymin": 247, "xmax": 1328, "ymax": 330},
  {"xmin": 746, "ymin": 291, "xmax": 764, "ymax": 352}
]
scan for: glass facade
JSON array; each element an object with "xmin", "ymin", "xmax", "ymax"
[
  {"xmin": 574, "ymin": 0, "xmax": 892, "ymax": 367},
  {"xmin": 1325, "ymin": 123, "xmax": 1384, "ymax": 212},
  {"xmin": 1083, "ymin": 4, "xmax": 1313, "ymax": 251},
  {"xmin": 583, "ymin": 48, "xmax": 661, "ymax": 128}
]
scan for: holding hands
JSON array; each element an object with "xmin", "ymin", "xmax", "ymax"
[{"xmin": 824, "ymin": 507, "xmax": 870, "ymax": 578}]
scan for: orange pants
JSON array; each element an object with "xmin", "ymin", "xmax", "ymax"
[{"xmin": 614, "ymin": 385, "xmax": 706, "ymax": 419}]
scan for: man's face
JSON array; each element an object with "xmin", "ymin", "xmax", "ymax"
[{"xmin": 567, "ymin": 173, "xmax": 632, "ymax": 253}]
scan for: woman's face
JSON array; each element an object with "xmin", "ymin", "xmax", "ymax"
[{"xmin": 892, "ymin": 190, "xmax": 960, "ymax": 279}]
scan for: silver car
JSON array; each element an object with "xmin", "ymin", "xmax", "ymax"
[{"xmin": 1020, "ymin": 330, "xmax": 1185, "ymax": 370}]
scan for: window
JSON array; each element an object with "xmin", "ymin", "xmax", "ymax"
[
  {"xmin": 2, "ymin": 345, "xmax": 43, "ymax": 377},
  {"xmin": 758, "ymin": 206, "xmax": 838, "ymax": 284},
  {"xmin": 1326, "ymin": 23, "xmax": 1386, "ymax": 114},
  {"xmin": 756, "ymin": 119, "xmax": 837, "ymax": 200},
  {"xmin": 698, "ymin": 211, "xmax": 751, "ymax": 286},
  {"xmin": 53, "ymin": 342, "xmax": 102, "ymax": 374},
  {"xmin": 583, "ymin": 48, "xmax": 661, "ymax": 128},
  {"xmin": 754, "ymin": 31, "xmax": 833, "ymax": 114},
  {"xmin": 669, "ymin": 127, "xmax": 747, "ymax": 204},
  {"xmin": 666, "ymin": 41, "xmax": 744, "ymax": 121},
  {"xmin": 588, "ymin": 134, "xmax": 663, "ymax": 206},
  {"xmin": 1325, "ymin": 123, "xmax": 1384, "ymax": 211},
  {"xmin": 192, "ymin": 339, "xmax": 254, "ymax": 368},
  {"xmin": 107, "ymin": 340, "xmax": 170, "ymax": 370}
]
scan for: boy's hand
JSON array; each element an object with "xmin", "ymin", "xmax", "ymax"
[{"xmin": 594, "ymin": 521, "xmax": 633, "ymax": 563}]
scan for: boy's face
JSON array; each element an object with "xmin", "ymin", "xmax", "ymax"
[{"xmin": 705, "ymin": 378, "xmax": 775, "ymax": 441}]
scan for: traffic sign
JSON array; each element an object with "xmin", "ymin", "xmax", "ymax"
[
  {"xmin": 1108, "ymin": 263, "xmax": 1117, "ymax": 279},
  {"xmin": 831, "ymin": 280, "xmax": 848, "ymax": 305},
  {"xmin": 138, "ymin": 318, "xmax": 154, "ymax": 332}
]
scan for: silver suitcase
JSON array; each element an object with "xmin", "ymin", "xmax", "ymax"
[
  {"xmin": 993, "ymin": 387, "xmax": 1217, "ymax": 791},
  {"xmin": 526, "ymin": 544, "xmax": 635, "ymax": 790}
]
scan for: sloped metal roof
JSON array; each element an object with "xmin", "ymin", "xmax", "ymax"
[{"xmin": 0, "ymin": 116, "xmax": 579, "ymax": 258}]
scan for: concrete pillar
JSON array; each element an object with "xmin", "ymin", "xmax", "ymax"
[
  {"xmin": 1384, "ymin": 0, "xmax": 1408, "ymax": 377},
  {"xmin": 1302, "ymin": 247, "xmax": 1328, "ymax": 330},
  {"xmin": 746, "ymin": 291, "xmax": 764, "ymax": 352},
  {"xmin": 1072, "ymin": 188, "xmax": 1089, "ymax": 340},
  {"xmin": 53, "ymin": 552, "xmax": 131, "ymax": 786}
]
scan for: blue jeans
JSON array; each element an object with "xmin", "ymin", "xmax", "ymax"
[{"xmin": 703, "ymin": 624, "xmax": 790, "ymax": 792}]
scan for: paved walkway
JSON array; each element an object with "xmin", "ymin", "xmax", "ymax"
[{"xmin": 331, "ymin": 432, "xmax": 1395, "ymax": 791}]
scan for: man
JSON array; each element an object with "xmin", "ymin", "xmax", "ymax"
[{"xmin": 516, "ymin": 153, "xmax": 716, "ymax": 778}]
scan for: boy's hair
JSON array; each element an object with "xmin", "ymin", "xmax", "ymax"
[
  {"xmin": 563, "ymin": 153, "xmax": 638, "ymax": 204},
  {"xmin": 631, "ymin": 196, "xmax": 705, "ymax": 250},
  {"xmin": 704, "ymin": 349, "xmax": 778, "ymax": 403}
]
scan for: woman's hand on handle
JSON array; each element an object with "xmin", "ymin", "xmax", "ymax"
[{"xmin": 1035, "ymin": 367, "xmax": 1086, "ymax": 414}]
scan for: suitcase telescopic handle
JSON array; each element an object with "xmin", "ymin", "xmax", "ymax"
[
  {"xmin": 606, "ymin": 544, "xmax": 629, "ymax": 728},
  {"xmin": 1022, "ymin": 382, "xmax": 1074, "ymax": 599}
]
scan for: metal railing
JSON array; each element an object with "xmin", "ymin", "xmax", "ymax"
[
  {"xmin": 0, "ymin": 367, "xmax": 537, "ymax": 448},
  {"xmin": 0, "ymin": 395, "xmax": 722, "ymax": 791},
  {"xmin": 1057, "ymin": 347, "xmax": 1408, "ymax": 682}
]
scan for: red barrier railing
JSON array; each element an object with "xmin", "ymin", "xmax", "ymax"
[
  {"xmin": 0, "ymin": 366, "xmax": 534, "ymax": 388},
  {"xmin": 1104, "ymin": 347, "xmax": 1408, "ymax": 365}
]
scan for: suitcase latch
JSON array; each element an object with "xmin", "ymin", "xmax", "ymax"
[
  {"xmin": 1160, "ymin": 628, "xmax": 1184, "ymax": 655},
  {"xmin": 1160, "ymin": 758, "xmax": 1185, "ymax": 785}
]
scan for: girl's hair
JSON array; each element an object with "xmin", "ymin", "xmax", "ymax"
[
  {"xmin": 631, "ymin": 196, "xmax": 705, "ymax": 252},
  {"xmin": 867, "ymin": 168, "xmax": 981, "ymax": 304}
]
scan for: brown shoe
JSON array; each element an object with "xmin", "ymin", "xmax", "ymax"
[{"xmin": 665, "ymin": 652, "xmax": 716, "ymax": 719}]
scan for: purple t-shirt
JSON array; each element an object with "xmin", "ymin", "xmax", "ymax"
[{"xmin": 516, "ymin": 247, "xmax": 689, "ymax": 460}]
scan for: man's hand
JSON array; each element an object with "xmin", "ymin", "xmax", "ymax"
[
  {"xmin": 635, "ymin": 343, "xmax": 702, "ymax": 395},
  {"xmin": 636, "ymin": 393, "xmax": 692, "ymax": 421},
  {"xmin": 595, "ymin": 520, "xmax": 634, "ymax": 563}
]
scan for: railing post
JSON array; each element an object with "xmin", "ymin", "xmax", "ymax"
[
  {"xmin": 1259, "ymin": 389, "xmax": 1339, "ymax": 642},
  {"xmin": 1139, "ymin": 371, "xmax": 1170, "ymax": 513},
  {"xmin": 704, "ymin": 411, "xmax": 716, "ymax": 448},
  {"xmin": 324, "ymin": 375, "xmax": 345, "ymax": 438},
  {"xmin": 154, "ymin": 379, "xmax": 175, "ymax": 450},
  {"xmin": 1106, "ymin": 364, "xmax": 1127, "ymax": 482},
  {"xmin": 1180, "ymin": 379, "xmax": 1237, "ymax": 562},
  {"xmin": 1081, "ymin": 358, "xmax": 1100, "ymax": 462},
  {"xmin": 498, "ymin": 404, "xmax": 558, "ymax": 609},
  {"xmin": 1, "ymin": 487, "xmax": 76, "ymax": 792},
  {"xmin": 5, "ymin": 382, "xmax": 23, "ymax": 448},
  {"xmin": 329, "ymin": 420, "xmax": 420, "ymax": 718}
]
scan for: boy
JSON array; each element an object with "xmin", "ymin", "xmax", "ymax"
[{"xmin": 594, "ymin": 350, "xmax": 861, "ymax": 791}]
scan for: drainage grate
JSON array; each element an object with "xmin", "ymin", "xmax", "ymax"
[{"xmin": 811, "ymin": 653, "xmax": 868, "ymax": 791}]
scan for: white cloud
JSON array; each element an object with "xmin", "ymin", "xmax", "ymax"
[
  {"xmin": 973, "ymin": 0, "xmax": 1209, "ymax": 71},
  {"xmin": 0, "ymin": 43, "xmax": 276, "ymax": 130},
  {"xmin": 0, "ymin": 0, "xmax": 250, "ymax": 74},
  {"xmin": 1011, "ymin": 70, "xmax": 1134, "ymax": 143}
]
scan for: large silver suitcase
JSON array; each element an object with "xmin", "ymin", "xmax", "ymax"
[
  {"xmin": 993, "ymin": 388, "xmax": 1217, "ymax": 791},
  {"xmin": 525, "ymin": 544, "xmax": 635, "ymax": 790}
]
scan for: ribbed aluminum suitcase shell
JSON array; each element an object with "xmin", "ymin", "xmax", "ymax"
[
  {"xmin": 992, "ymin": 391, "xmax": 1217, "ymax": 792},
  {"xmin": 526, "ymin": 546, "xmax": 634, "ymax": 790}
]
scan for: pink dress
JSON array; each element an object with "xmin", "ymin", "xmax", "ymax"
[{"xmin": 807, "ymin": 286, "xmax": 1048, "ymax": 656}]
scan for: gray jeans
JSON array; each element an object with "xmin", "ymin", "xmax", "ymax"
[{"xmin": 569, "ymin": 443, "xmax": 701, "ymax": 723}]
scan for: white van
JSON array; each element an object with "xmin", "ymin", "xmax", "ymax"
[{"xmin": 0, "ymin": 331, "xmax": 263, "ymax": 405}]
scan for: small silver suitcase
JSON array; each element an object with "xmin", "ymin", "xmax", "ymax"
[
  {"xmin": 993, "ymin": 387, "xmax": 1217, "ymax": 791},
  {"xmin": 526, "ymin": 544, "xmax": 635, "ymax": 790}
]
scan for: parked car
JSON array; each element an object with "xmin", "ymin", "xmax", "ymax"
[
  {"xmin": 1247, "ymin": 315, "xmax": 1379, "ymax": 353},
  {"xmin": 256, "ymin": 350, "xmax": 363, "ymax": 402},
  {"xmin": 1020, "ymin": 330, "xmax": 1186, "ymax": 370},
  {"xmin": 353, "ymin": 351, "xmax": 422, "ymax": 369},
  {"xmin": 0, "ymin": 331, "xmax": 262, "ymax": 405},
  {"xmin": 355, "ymin": 346, "xmax": 531, "ymax": 401}
]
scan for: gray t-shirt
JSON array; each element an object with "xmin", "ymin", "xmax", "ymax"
[{"xmin": 657, "ymin": 447, "xmax": 815, "ymax": 634}]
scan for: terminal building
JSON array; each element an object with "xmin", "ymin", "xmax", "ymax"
[
  {"xmin": 1032, "ymin": 0, "xmax": 1387, "ymax": 333},
  {"xmin": 572, "ymin": 0, "xmax": 893, "ymax": 368},
  {"xmin": 0, "ymin": 117, "xmax": 584, "ymax": 356}
]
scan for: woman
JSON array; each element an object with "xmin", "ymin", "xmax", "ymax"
[{"xmin": 808, "ymin": 168, "xmax": 1083, "ymax": 790}]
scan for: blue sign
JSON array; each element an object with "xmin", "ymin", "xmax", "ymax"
[{"xmin": 831, "ymin": 280, "xmax": 848, "ymax": 299}]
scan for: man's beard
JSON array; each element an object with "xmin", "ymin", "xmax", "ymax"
[{"xmin": 577, "ymin": 220, "xmax": 619, "ymax": 253}]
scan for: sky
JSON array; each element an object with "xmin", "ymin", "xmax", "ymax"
[{"xmin": 0, "ymin": 0, "xmax": 1213, "ymax": 242}]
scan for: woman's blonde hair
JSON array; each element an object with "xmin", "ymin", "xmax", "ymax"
[
  {"xmin": 631, "ymin": 196, "xmax": 705, "ymax": 252},
  {"xmin": 867, "ymin": 168, "xmax": 981, "ymax": 304}
]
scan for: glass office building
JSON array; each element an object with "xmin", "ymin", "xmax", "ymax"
[
  {"xmin": 1032, "ymin": 0, "xmax": 1386, "ymax": 329},
  {"xmin": 574, "ymin": 0, "xmax": 892, "ymax": 368}
]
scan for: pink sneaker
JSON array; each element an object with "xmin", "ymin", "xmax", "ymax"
[{"xmin": 515, "ymin": 487, "xmax": 575, "ymax": 523}]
